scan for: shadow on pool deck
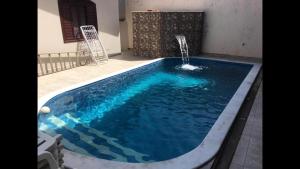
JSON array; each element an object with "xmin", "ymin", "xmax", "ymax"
[
  {"xmin": 209, "ymin": 70, "xmax": 262, "ymax": 169},
  {"xmin": 228, "ymin": 83, "xmax": 262, "ymax": 169},
  {"xmin": 114, "ymin": 50, "xmax": 262, "ymax": 63},
  {"xmin": 110, "ymin": 50, "xmax": 154, "ymax": 61}
]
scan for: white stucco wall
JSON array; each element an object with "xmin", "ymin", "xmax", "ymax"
[
  {"xmin": 122, "ymin": 0, "xmax": 262, "ymax": 58},
  {"xmin": 38, "ymin": 0, "xmax": 121, "ymax": 55}
]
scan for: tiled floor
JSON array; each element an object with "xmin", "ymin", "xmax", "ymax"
[
  {"xmin": 38, "ymin": 52, "xmax": 153, "ymax": 98},
  {"xmin": 229, "ymin": 83, "xmax": 262, "ymax": 169},
  {"xmin": 38, "ymin": 52, "xmax": 261, "ymax": 99}
]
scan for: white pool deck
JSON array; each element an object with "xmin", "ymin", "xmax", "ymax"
[
  {"xmin": 38, "ymin": 52, "xmax": 154, "ymax": 99},
  {"xmin": 38, "ymin": 51, "xmax": 262, "ymax": 169},
  {"xmin": 38, "ymin": 52, "xmax": 261, "ymax": 99}
]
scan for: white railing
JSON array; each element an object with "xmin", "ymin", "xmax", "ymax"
[{"xmin": 37, "ymin": 51, "xmax": 92, "ymax": 77}]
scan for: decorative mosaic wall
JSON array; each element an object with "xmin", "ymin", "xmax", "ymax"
[{"xmin": 132, "ymin": 12, "xmax": 204, "ymax": 58}]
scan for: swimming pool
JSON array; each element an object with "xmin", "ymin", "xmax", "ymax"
[{"xmin": 38, "ymin": 57, "xmax": 261, "ymax": 169}]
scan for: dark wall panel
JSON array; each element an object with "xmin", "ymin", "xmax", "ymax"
[{"xmin": 132, "ymin": 12, "xmax": 204, "ymax": 58}]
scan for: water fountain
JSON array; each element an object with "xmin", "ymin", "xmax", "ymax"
[
  {"xmin": 175, "ymin": 35, "xmax": 189, "ymax": 64},
  {"xmin": 175, "ymin": 35, "xmax": 206, "ymax": 71}
]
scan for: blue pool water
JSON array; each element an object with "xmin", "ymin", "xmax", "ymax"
[{"xmin": 38, "ymin": 58, "xmax": 252, "ymax": 163}]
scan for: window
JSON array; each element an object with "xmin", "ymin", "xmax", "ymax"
[
  {"xmin": 58, "ymin": 0, "xmax": 98, "ymax": 43},
  {"xmin": 119, "ymin": 0, "xmax": 126, "ymax": 21}
]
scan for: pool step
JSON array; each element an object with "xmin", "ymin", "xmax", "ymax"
[
  {"xmin": 45, "ymin": 115, "xmax": 126, "ymax": 161},
  {"xmin": 43, "ymin": 114, "xmax": 151, "ymax": 162},
  {"xmin": 65, "ymin": 113, "xmax": 150, "ymax": 162},
  {"xmin": 42, "ymin": 127, "xmax": 93, "ymax": 157}
]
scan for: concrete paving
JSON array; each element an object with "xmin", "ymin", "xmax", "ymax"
[{"xmin": 229, "ymin": 83, "xmax": 262, "ymax": 169}]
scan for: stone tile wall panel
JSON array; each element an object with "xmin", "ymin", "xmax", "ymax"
[{"xmin": 133, "ymin": 12, "xmax": 204, "ymax": 58}]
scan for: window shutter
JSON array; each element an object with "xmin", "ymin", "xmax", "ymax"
[
  {"xmin": 58, "ymin": 0, "xmax": 76, "ymax": 43},
  {"xmin": 58, "ymin": 0, "xmax": 98, "ymax": 43},
  {"xmin": 85, "ymin": 1, "xmax": 98, "ymax": 31}
]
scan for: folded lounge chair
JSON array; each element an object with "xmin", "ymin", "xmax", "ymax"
[
  {"xmin": 38, "ymin": 132, "xmax": 64, "ymax": 169},
  {"xmin": 80, "ymin": 25, "xmax": 108, "ymax": 64}
]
